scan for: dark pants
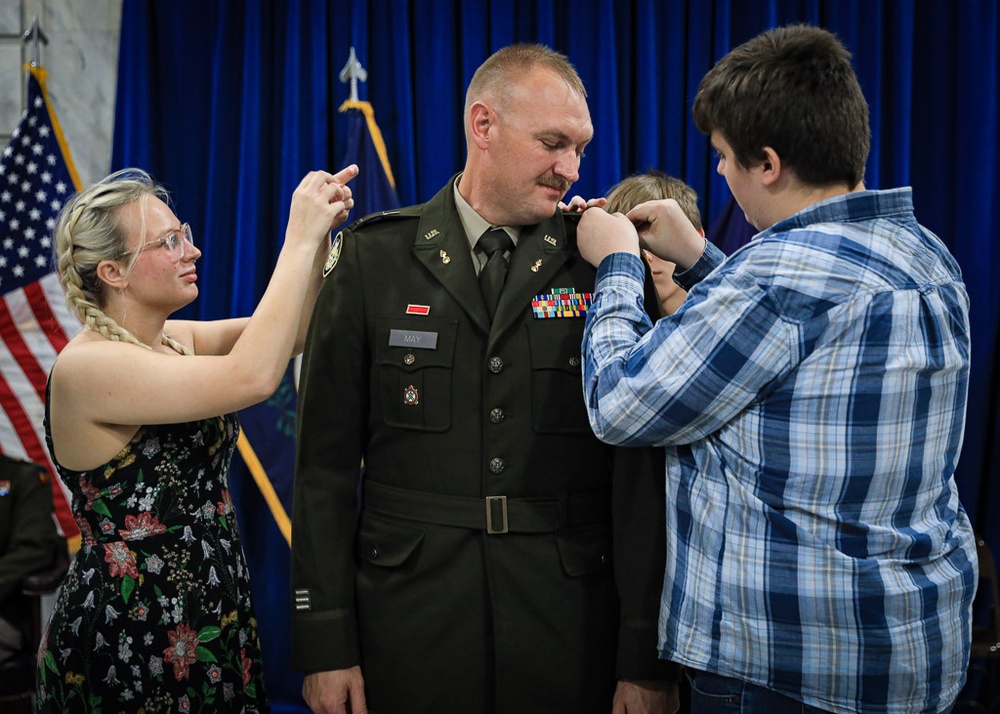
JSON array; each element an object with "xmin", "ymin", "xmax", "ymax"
[{"xmin": 686, "ymin": 668, "xmax": 834, "ymax": 714}]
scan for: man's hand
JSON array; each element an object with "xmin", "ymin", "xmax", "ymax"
[
  {"xmin": 560, "ymin": 194, "xmax": 608, "ymax": 212},
  {"xmin": 612, "ymin": 679, "xmax": 680, "ymax": 714},
  {"xmin": 577, "ymin": 207, "xmax": 642, "ymax": 267},
  {"xmin": 303, "ymin": 667, "xmax": 367, "ymax": 714},
  {"xmin": 626, "ymin": 199, "xmax": 706, "ymax": 271}
]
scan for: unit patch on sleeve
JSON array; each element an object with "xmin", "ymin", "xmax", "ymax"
[
  {"xmin": 323, "ymin": 231, "xmax": 344, "ymax": 277},
  {"xmin": 531, "ymin": 288, "xmax": 593, "ymax": 318}
]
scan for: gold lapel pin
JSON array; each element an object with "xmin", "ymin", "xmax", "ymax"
[
  {"xmin": 439, "ymin": 250, "xmax": 451, "ymax": 264},
  {"xmin": 424, "ymin": 229, "xmax": 440, "ymax": 240},
  {"xmin": 530, "ymin": 259, "xmax": 543, "ymax": 272}
]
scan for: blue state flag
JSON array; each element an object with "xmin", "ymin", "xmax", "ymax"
[{"xmin": 339, "ymin": 99, "xmax": 399, "ymax": 218}]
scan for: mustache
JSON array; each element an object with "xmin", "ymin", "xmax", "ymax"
[{"xmin": 539, "ymin": 177, "xmax": 572, "ymax": 194}]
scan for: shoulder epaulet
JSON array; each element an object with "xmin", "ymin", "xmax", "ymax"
[
  {"xmin": 324, "ymin": 205, "xmax": 425, "ymax": 277},
  {"xmin": 0, "ymin": 453, "xmax": 33, "ymax": 467},
  {"xmin": 344, "ymin": 204, "xmax": 424, "ymax": 232},
  {"xmin": 0, "ymin": 453, "xmax": 49, "ymax": 483},
  {"xmin": 560, "ymin": 210, "xmax": 583, "ymax": 225}
]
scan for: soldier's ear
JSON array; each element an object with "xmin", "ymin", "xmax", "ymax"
[{"xmin": 469, "ymin": 101, "xmax": 495, "ymax": 149}]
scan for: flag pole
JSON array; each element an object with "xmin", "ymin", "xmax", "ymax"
[
  {"xmin": 20, "ymin": 16, "xmax": 48, "ymax": 68},
  {"xmin": 339, "ymin": 46, "xmax": 367, "ymax": 102},
  {"xmin": 1, "ymin": 26, "xmax": 84, "ymax": 548}
]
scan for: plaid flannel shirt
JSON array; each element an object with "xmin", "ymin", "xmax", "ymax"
[{"xmin": 582, "ymin": 188, "xmax": 977, "ymax": 714}]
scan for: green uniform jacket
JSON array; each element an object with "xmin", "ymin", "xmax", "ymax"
[
  {"xmin": 0, "ymin": 455, "xmax": 60, "ymax": 646},
  {"xmin": 292, "ymin": 178, "xmax": 675, "ymax": 713}
]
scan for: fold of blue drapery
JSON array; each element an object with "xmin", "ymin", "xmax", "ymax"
[
  {"xmin": 113, "ymin": 1, "xmax": 1000, "ymax": 708},
  {"xmin": 949, "ymin": 0, "xmax": 999, "ymax": 530}
]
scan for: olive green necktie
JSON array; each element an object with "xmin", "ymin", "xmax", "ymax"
[{"xmin": 477, "ymin": 228, "xmax": 514, "ymax": 320}]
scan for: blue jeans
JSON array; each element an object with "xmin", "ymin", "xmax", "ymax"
[{"xmin": 685, "ymin": 668, "xmax": 833, "ymax": 714}]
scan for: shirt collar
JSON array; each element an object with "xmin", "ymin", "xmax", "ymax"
[
  {"xmin": 759, "ymin": 187, "xmax": 914, "ymax": 241},
  {"xmin": 453, "ymin": 175, "xmax": 520, "ymax": 252}
]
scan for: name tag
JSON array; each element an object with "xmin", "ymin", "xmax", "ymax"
[{"xmin": 389, "ymin": 329, "xmax": 438, "ymax": 349}]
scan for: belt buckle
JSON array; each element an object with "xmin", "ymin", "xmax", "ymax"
[{"xmin": 486, "ymin": 495, "xmax": 509, "ymax": 535}]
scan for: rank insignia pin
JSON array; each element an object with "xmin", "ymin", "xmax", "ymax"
[
  {"xmin": 530, "ymin": 259, "xmax": 543, "ymax": 273},
  {"xmin": 403, "ymin": 385, "xmax": 420, "ymax": 405},
  {"xmin": 439, "ymin": 250, "xmax": 451, "ymax": 264}
]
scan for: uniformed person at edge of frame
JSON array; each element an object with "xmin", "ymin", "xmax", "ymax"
[
  {"xmin": 0, "ymin": 454, "xmax": 61, "ymax": 671},
  {"xmin": 291, "ymin": 44, "xmax": 679, "ymax": 714}
]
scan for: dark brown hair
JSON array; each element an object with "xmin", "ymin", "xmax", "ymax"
[{"xmin": 692, "ymin": 24, "xmax": 870, "ymax": 188}]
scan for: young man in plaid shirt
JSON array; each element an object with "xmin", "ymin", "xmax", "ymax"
[{"xmin": 576, "ymin": 24, "xmax": 976, "ymax": 714}]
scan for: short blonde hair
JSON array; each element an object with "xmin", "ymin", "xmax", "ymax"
[
  {"xmin": 465, "ymin": 44, "xmax": 586, "ymax": 121},
  {"xmin": 605, "ymin": 170, "xmax": 702, "ymax": 232}
]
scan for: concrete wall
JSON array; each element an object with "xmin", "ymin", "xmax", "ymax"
[{"xmin": 1, "ymin": 0, "xmax": 122, "ymax": 187}]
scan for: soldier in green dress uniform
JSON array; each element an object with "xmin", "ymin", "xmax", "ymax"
[{"xmin": 292, "ymin": 44, "xmax": 678, "ymax": 714}]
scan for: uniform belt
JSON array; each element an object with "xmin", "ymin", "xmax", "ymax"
[{"xmin": 363, "ymin": 480, "xmax": 608, "ymax": 535}]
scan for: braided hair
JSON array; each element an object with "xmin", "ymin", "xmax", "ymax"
[{"xmin": 54, "ymin": 169, "xmax": 191, "ymax": 355}]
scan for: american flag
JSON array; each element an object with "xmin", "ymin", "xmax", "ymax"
[{"xmin": 0, "ymin": 66, "xmax": 82, "ymax": 543}]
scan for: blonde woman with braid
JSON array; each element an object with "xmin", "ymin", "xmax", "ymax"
[{"xmin": 36, "ymin": 164, "xmax": 357, "ymax": 713}]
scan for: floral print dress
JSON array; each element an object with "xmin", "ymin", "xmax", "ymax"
[{"xmin": 37, "ymin": 412, "xmax": 268, "ymax": 713}]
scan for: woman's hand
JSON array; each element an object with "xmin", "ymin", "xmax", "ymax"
[
  {"xmin": 560, "ymin": 194, "xmax": 607, "ymax": 212},
  {"xmin": 285, "ymin": 165, "xmax": 359, "ymax": 251}
]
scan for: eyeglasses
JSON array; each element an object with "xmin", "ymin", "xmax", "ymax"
[{"xmin": 121, "ymin": 223, "xmax": 194, "ymax": 262}]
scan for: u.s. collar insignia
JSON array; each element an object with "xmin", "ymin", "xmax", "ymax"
[{"xmin": 323, "ymin": 231, "xmax": 344, "ymax": 277}]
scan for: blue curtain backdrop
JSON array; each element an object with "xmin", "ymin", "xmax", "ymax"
[{"xmin": 112, "ymin": 0, "xmax": 1000, "ymax": 707}]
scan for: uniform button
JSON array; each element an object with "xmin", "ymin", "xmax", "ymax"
[
  {"xmin": 370, "ymin": 545, "xmax": 379, "ymax": 559},
  {"xmin": 489, "ymin": 408, "xmax": 506, "ymax": 424},
  {"xmin": 599, "ymin": 553, "xmax": 608, "ymax": 564},
  {"xmin": 568, "ymin": 356, "xmax": 581, "ymax": 367},
  {"xmin": 488, "ymin": 356, "xmax": 504, "ymax": 373},
  {"xmin": 489, "ymin": 457, "xmax": 506, "ymax": 474},
  {"xmin": 403, "ymin": 353, "xmax": 416, "ymax": 366}
]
